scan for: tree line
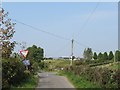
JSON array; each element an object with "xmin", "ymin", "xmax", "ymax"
[{"xmin": 83, "ymin": 48, "xmax": 120, "ymax": 61}]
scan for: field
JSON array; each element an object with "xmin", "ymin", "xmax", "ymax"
[
  {"xmin": 44, "ymin": 59, "xmax": 120, "ymax": 71},
  {"xmin": 44, "ymin": 59, "xmax": 71, "ymax": 71}
]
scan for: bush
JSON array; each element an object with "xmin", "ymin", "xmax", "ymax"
[
  {"xmin": 38, "ymin": 61, "xmax": 45, "ymax": 69},
  {"xmin": 2, "ymin": 57, "xmax": 41, "ymax": 88},
  {"xmin": 29, "ymin": 59, "xmax": 39, "ymax": 75},
  {"xmin": 2, "ymin": 58, "xmax": 29, "ymax": 88},
  {"xmin": 63, "ymin": 65, "xmax": 118, "ymax": 88},
  {"xmin": 98, "ymin": 68, "xmax": 112, "ymax": 87},
  {"xmin": 74, "ymin": 60, "xmax": 86, "ymax": 66},
  {"xmin": 112, "ymin": 69, "xmax": 120, "ymax": 88}
]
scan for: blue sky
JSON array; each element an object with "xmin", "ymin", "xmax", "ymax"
[{"xmin": 2, "ymin": 2, "xmax": 118, "ymax": 57}]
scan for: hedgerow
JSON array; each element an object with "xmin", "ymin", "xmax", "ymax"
[
  {"xmin": 63, "ymin": 64, "xmax": 119, "ymax": 88},
  {"xmin": 2, "ymin": 57, "xmax": 40, "ymax": 88}
]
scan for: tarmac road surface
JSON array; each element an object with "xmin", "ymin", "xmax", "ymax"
[{"xmin": 36, "ymin": 72, "xmax": 75, "ymax": 89}]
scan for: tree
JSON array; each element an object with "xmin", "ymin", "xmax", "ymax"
[
  {"xmin": 83, "ymin": 48, "xmax": 93, "ymax": 61},
  {"xmin": 0, "ymin": 8, "xmax": 16, "ymax": 58},
  {"xmin": 103, "ymin": 52, "xmax": 108, "ymax": 60},
  {"xmin": 98, "ymin": 52, "xmax": 103, "ymax": 60},
  {"xmin": 27, "ymin": 45, "xmax": 44, "ymax": 62},
  {"xmin": 115, "ymin": 50, "xmax": 120, "ymax": 61},
  {"xmin": 93, "ymin": 52, "xmax": 97, "ymax": 60},
  {"xmin": 108, "ymin": 51, "xmax": 114, "ymax": 60}
]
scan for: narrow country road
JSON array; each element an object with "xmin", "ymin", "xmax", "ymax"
[{"xmin": 36, "ymin": 72, "xmax": 75, "ymax": 89}]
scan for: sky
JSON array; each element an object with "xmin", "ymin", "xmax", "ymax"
[
  {"xmin": 2, "ymin": 0, "xmax": 120, "ymax": 2},
  {"xmin": 2, "ymin": 2, "xmax": 118, "ymax": 57}
]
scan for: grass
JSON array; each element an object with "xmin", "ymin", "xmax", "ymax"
[
  {"xmin": 95, "ymin": 62, "xmax": 120, "ymax": 71},
  {"xmin": 45, "ymin": 59, "xmax": 71, "ymax": 66},
  {"xmin": 11, "ymin": 75, "xmax": 39, "ymax": 90},
  {"xmin": 109, "ymin": 62, "xmax": 120, "ymax": 70},
  {"xmin": 44, "ymin": 59, "xmax": 71, "ymax": 71},
  {"xmin": 58, "ymin": 71, "xmax": 101, "ymax": 89}
]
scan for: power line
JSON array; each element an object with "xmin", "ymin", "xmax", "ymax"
[
  {"xmin": 74, "ymin": 40, "xmax": 100, "ymax": 52},
  {"xmin": 11, "ymin": 1, "xmax": 100, "ymax": 42},
  {"xmin": 73, "ymin": 1, "xmax": 100, "ymax": 52},
  {"xmin": 74, "ymin": 1, "xmax": 100, "ymax": 44},
  {"xmin": 9, "ymin": 18, "xmax": 95, "ymax": 53},
  {"xmin": 11, "ymin": 19, "xmax": 71, "ymax": 41},
  {"xmin": 79, "ymin": 1, "xmax": 100, "ymax": 33},
  {"xmin": 4, "ymin": 2, "xmax": 100, "ymax": 52},
  {"xmin": 75, "ymin": 40, "xmax": 89, "ymax": 48},
  {"xmin": 52, "ymin": 41, "xmax": 70, "ymax": 56},
  {"xmin": 12, "ymin": 19, "xmax": 101, "ymax": 52}
]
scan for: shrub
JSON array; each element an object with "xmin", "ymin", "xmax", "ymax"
[
  {"xmin": 2, "ymin": 58, "xmax": 28, "ymax": 88},
  {"xmin": 2, "ymin": 57, "xmax": 40, "ymax": 88},
  {"xmin": 112, "ymin": 69, "xmax": 120, "ymax": 88},
  {"xmin": 74, "ymin": 60, "xmax": 85, "ymax": 66},
  {"xmin": 62, "ymin": 65, "xmax": 118, "ymax": 88},
  {"xmin": 99, "ymin": 68, "xmax": 112, "ymax": 87},
  {"xmin": 29, "ymin": 59, "xmax": 39, "ymax": 75}
]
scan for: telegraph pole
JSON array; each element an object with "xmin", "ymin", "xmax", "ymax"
[
  {"xmin": 70, "ymin": 39, "xmax": 74, "ymax": 66},
  {"xmin": 114, "ymin": 50, "xmax": 116, "ymax": 63}
]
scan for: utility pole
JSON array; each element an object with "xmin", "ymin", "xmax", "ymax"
[
  {"xmin": 70, "ymin": 39, "xmax": 74, "ymax": 66},
  {"xmin": 114, "ymin": 50, "xmax": 116, "ymax": 63}
]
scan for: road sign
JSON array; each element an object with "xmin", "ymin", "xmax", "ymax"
[
  {"xmin": 20, "ymin": 50, "xmax": 29, "ymax": 58},
  {"xmin": 23, "ymin": 59, "xmax": 30, "ymax": 66}
]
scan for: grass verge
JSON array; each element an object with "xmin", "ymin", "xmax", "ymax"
[
  {"xmin": 58, "ymin": 71, "xmax": 100, "ymax": 89},
  {"xmin": 11, "ymin": 75, "xmax": 39, "ymax": 90}
]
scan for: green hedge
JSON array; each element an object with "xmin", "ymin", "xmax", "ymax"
[
  {"xmin": 2, "ymin": 58, "xmax": 40, "ymax": 88},
  {"xmin": 2, "ymin": 58, "xmax": 28, "ymax": 88},
  {"xmin": 74, "ymin": 59, "xmax": 113, "ymax": 67},
  {"xmin": 63, "ymin": 65, "xmax": 119, "ymax": 88}
]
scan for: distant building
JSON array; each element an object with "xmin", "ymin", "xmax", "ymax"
[{"xmin": 58, "ymin": 56, "xmax": 70, "ymax": 60}]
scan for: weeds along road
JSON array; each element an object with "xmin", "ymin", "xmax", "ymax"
[{"xmin": 36, "ymin": 72, "xmax": 75, "ymax": 89}]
